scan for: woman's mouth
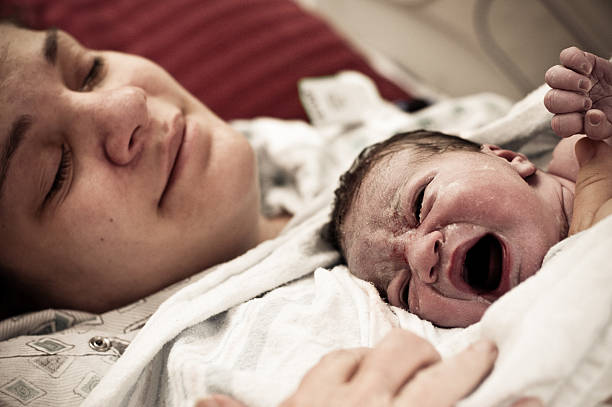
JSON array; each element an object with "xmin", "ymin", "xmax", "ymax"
[
  {"xmin": 159, "ymin": 114, "xmax": 186, "ymax": 207},
  {"xmin": 462, "ymin": 234, "xmax": 504, "ymax": 293}
]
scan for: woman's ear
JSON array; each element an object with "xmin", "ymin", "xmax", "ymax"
[{"xmin": 480, "ymin": 144, "xmax": 537, "ymax": 178}]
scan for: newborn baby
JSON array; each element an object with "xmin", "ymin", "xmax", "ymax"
[{"xmin": 327, "ymin": 46, "xmax": 612, "ymax": 328}]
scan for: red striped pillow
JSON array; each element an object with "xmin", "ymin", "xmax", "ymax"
[{"xmin": 2, "ymin": 0, "xmax": 414, "ymax": 121}]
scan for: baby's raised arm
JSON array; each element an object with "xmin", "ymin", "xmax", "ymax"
[{"xmin": 544, "ymin": 46, "xmax": 612, "ymax": 141}]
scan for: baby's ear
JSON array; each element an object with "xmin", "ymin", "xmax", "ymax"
[{"xmin": 480, "ymin": 144, "xmax": 536, "ymax": 178}]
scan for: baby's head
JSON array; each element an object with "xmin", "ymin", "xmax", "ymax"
[{"xmin": 328, "ymin": 130, "xmax": 575, "ymax": 327}]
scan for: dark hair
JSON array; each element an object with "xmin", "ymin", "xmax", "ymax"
[
  {"xmin": 0, "ymin": 270, "xmax": 26, "ymax": 319},
  {"xmin": 0, "ymin": 17, "xmax": 20, "ymax": 319},
  {"xmin": 326, "ymin": 130, "xmax": 481, "ymax": 259},
  {"xmin": 0, "ymin": 8, "xmax": 28, "ymax": 28}
]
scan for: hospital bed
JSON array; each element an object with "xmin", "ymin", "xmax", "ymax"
[{"xmin": 0, "ymin": 1, "xmax": 611, "ymax": 406}]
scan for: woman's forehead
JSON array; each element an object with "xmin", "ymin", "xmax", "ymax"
[
  {"xmin": 0, "ymin": 24, "xmax": 77, "ymax": 72},
  {"xmin": 0, "ymin": 27, "xmax": 48, "ymax": 96},
  {"xmin": 0, "ymin": 27, "xmax": 40, "ymax": 116},
  {"xmin": 1, "ymin": 22, "xmax": 39, "ymax": 54}
]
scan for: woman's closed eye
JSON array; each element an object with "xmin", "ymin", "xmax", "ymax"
[
  {"xmin": 80, "ymin": 56, "xmax": 105, "ymax": 91},
  {"xmin": 45, "ymin": 144, "xmax": 72, "ymax": 203}
]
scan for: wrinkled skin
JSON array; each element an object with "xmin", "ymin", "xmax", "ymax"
[
  {"xmin": 544, "ymin": 46, "xmax": 612, "ymax": 235},
  {"xmin": 545, "ymin": 46, "xmax": 612, "ymax": 141},
  {"xmin": 342, "ymin": 145, "xmax": 574, "ymax": 327}
]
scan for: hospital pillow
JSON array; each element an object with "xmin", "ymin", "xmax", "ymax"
[{"xmin": 1, "ymin": 0, "xmax": 415, "ymax": 121}]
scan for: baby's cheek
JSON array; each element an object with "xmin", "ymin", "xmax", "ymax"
[
  {"xmin": 345, "ymin": 232, "xmax": 400, "ymax": 285},
  {"xmin": 513, "ymin": 226, "xmax": 558, "ymax": 281},
  {"xmin": 435, "ymin": 179, "xmax": 506, "ymax": 221}
]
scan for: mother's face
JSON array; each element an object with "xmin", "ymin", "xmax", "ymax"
[{"xmin": 0, "ymin": 24, "xmax": 261, "ymax": 312}]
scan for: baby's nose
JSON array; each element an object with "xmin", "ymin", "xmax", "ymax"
[{"xmin": 405, "ymin": 230, "xmax": 443, "ymax": 284}]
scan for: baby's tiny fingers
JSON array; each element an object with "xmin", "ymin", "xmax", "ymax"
[
  {"xmin": 545, "ymin": 65, "xmax": 591, "ymax": 93},
  {"xmin": 544, "ymin": 89, "xmax": 591, "ymax": 114},
  {"xmin": 551, "ymin": 113, "xmax": 584, "ymax": 138},
  {"xmin": 559, "ymin": 46, "xmax": 595, "ymax": 75},
  {"xmin": 585, "ymin": 109, "xmax": 612, "ymax": 141}
]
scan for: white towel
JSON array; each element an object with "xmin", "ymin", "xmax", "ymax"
[{"xmin": 83, "ymin": 211, "xmax": 612, "ymax": 407}]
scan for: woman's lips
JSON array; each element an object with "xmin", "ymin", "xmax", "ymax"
[{"xmin": 159, "ymin": 114, "xmax": 186, "ymax": 207}]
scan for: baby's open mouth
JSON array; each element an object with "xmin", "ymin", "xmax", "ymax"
[{"xmin": 463, "ymin": 234, "xmax": 503, "ymax": 292}]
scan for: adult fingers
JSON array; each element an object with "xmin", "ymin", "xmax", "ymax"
[
  {"xmin": 299, "ymin": 347, "xmax": 369, "ymax": 389},
  {"xmin": 510, "ymin": 397, "xmax": 544, "ymax": 407},
  {"xmin": 280, "ymin": 348, "xmax": 369, "ymax": 407},
  {"xmin": 352, "ymin": 328, "xmax": 441, "ymax": 395},
  {"xmin": 569, "ymin": 138, "xmax": 612, "ymax": 235},
  {"xmin": 545, "ymin": 65, "xmax": 592, "ymax": 93},
  {"xmin": 585, "ymin": 109, "xmax": 612, "ymax": 141},
  {"xmin": 551, "ymin": 113, "xmax": 584, "ymax": 138},
  {"xmin": 282, "ymin": 330, "xmax": 441, "ymax": 407},
  {"xmin": 195, "ymin": 394, "xmax": 247, "ymax": 407},
  {"xmin": 395, "ymin": 339, "xmax": 498, "ymax": 406},
  {"xmin": 544, "ymin": 89, "xmax": 591, "ymax": 114},
  {"xmin": 559, "ymin": 46, "xmax": 596, "ymax": 75}
]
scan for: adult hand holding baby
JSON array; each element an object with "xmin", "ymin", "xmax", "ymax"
[
  {"xmin": 196, "ymin": 329, "xmax": 541, "ymax": 407},
  {"xmin": 544, "ymin": 46, "xmax": 612, "ymax": 234},
  {"xmin": 544, "ymin": 46, "xmax": 612, "ymax": 141},
  {"xmin": 569, "ymin": 138, "xmax": 612, "ymax": 235}
]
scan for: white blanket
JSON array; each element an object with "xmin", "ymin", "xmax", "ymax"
[
  {"xmin": 83, "ymin": 77, "xmax": 612, "ymax": 407},
  {"xmin": 82, "ymin": 210, "xmax": 612, "ymax": 407}
]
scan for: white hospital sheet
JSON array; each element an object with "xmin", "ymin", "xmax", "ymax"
[{"xmin": 82, "ymin": 78, "xmax": 612, "ymax": 407}]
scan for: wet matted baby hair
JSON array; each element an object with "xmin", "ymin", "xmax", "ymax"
[{"xmin": 325, "ymin": 129, "xmax": 481, "ymax": 259}]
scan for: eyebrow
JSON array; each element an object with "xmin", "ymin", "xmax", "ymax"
[
  {"xmin": 43, "ymin": 27, "xmax": 58, "ymax": 65},
  {"xmin": 0, "ymin": 115, "xmax": 32, "ymax": 201}
]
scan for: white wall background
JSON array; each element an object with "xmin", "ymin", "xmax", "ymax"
[{"xmin": 296, "ymin": 0, "xmax": 612, "ymax": 101}]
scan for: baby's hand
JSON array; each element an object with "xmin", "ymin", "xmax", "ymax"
[{"xmin": 544, "ymin": 46, "xmax": 612, "ymax": 141}]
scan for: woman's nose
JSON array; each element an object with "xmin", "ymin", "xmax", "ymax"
[
  {"xmin": 404, "ymin": 230, "xmax": 443, "ymax": 284},
  {"xmin": 86, "ymin": 86, "xmax": 149, "ymax": 165}
]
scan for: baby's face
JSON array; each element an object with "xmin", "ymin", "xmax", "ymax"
[{"xmin": 343, "ymin": 146, "xmax": 575, "ymax": 327}]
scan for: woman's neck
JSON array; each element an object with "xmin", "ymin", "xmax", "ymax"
[{"xmin": 257, "ymin": 214, "xmax": 292, "ymax": 243}]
